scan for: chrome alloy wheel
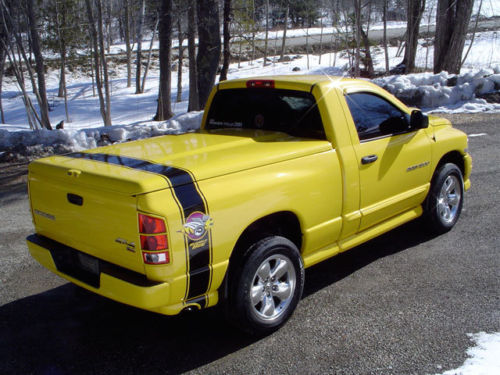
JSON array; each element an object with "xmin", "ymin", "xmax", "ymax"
[
  {"xmin": 437, "ymin": 175, "xmax": 462, "ymax": 224},
  {"xmin": 250, "ymin": 254, "xmax": 296, "ymax": 322}
]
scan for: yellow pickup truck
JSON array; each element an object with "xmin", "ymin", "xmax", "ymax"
[{"xmin": 27, "ymin": 75, "xmax": 471, "ymax": 334}]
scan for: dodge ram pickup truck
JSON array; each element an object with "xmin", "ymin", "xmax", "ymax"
[{"xmin": 27, "ymin": 75, "xmax": 472, "ymax": 334}]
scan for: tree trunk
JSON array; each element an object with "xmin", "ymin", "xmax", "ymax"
[
  {"xmin": 263, "ymin": 0, "xmax": 269, "ymax": 67},
  {"xmin": 461, "ymin": 0, "xmax": 483, "ymax": 69},
  {"xmin": 0, "ymin": 31, "xmax": 6, "ymax": 123},
  {"xmin": 0, "ymin": 48, "xmax": 5, "ymax": 124},
  {"xmin": 55, "ymin": 0, "xmax": 70, "ymax": 122},
  {"xmin": 85, "ymin": 0, "xmax": 108, "ymax": 125},
  {"xmin": 105, "ymin": 0, "xmax": 112, "ymax": 53},
  {"xmin": 96, "ymin": 0, "xmax": 111, "ymax": 125},
  {"xmin": 319, "ymin": 11, "xmax": 323, "ymax": 65},
  {"xmin": 434, "ymin": 0, "xmax": 474, "ymax": 74},
  {"xmin": 187, "ymin": 0, "xmax": 199, "ymax": 111},
  {"xmin": 403, "ymin": 0, "xmax": 426, "ymax": 73},
  {"xmin": 155, "ymin": 0, "xmax": 173, "ymax": 121},
  {"xmin": 306, "ymin": 26, "xmax": 309, "ymax": 70},
  {"xmin": 354, "ymin": 0, "xmax": 361, "ymax": 77},
  {"xmin": 361, "ymin": 28, "xmax": 374, "ymax": 77},
  {"xmin": 383, "ymin": 0, "xmax": 389, "ymax": 73},
  {"xmin": 136, "ymin": 0, "xmax": 145, "ymax": 94},
  {"xmin": 280, "ymin": 1, "xmax": 289, "ymax": 61},
  {"xmin": 142, "ymin": 16, "xmax": 158, "ymax": 93},
  {"xmin": 26, "ymin": 0, "xmax": 52, "ymax": 129},
  {"xmin": 124, "ymin": 0, "xmax": 132, "ymax": 87},
  {"xmin": 196, "ymin": 0, "xmax": 221, "ymax": 109},
  {"xmin": 219, "ymin": 0, "xmax": 231, "ymax": 81},
  {"xmin": 176, "ymin": 17, "xmax": 183, "ymax": 102}
]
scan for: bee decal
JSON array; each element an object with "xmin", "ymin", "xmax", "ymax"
[{"xmin": 181, "ymin": 212, "xmax": 213, "ymax": 241}]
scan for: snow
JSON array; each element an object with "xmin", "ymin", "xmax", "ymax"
[
  {"xmin": 373, "ymin": 67, "xmax": 500, "ymax": 112},
  {"xmin": 436, "ymin": 332, "xmax": 500, "ymax": 375},
  {"xmin": 2, "ymin": 24, "xmax": 500, "ymax": 159}
]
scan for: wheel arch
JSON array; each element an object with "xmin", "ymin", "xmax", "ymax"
[
  {"xmin": 219, "ymin": 211, "xmax": 302, "ymax": 301},
  {"xmin": 434, "ymin": 151, "xmax": 465, "ymax": 177}
]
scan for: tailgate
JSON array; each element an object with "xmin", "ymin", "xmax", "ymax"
[{"xmin": 27, "ymin": 157, "xmax": 168, "ymax": 274}]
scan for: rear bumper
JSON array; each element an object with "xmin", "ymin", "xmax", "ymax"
[{"xmin": 27, "ymin": 234, "xmax": 181, "ymax": 314}]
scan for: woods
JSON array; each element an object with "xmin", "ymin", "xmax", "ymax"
[{"xmin": 0, "ymin": 0, "xmax": 481, "ymax": 128}]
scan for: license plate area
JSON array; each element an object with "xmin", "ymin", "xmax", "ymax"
[
  {"xmin": 51, "ymin": 246, "xmax": 101, "ymax": 288},
  {"xmin": 78, "ymin": 252, "xmax": 99, "ymax": 274}
]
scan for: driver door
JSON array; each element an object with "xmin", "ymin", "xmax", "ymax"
[{"xmin": 346, "ymin": 92, "xmax": 433, "ymax": 231}]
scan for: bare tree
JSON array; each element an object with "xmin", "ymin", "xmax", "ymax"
[
  {"xmin": 279, "ymin": 0, "xmax": 289, "ymax": 61},
  {"xmin": 85, "ymin": 0, "xmax": 111, "ymax": 125},
  {"xmin": 0, "ymin": 8, "xmax": 7, "ymax": 123},
  {"xmin": 187, "ymin": 0, "xmax": 199, "ymax": 111},
  {"xmin": 434, "ymin": 0, "xmax": 474, "ymax": 74},
  {"xmin": 124, "ymin": 0, "xmax": 132, "ymax": 87},
  {"xmin": 135, "ymin": 0, "xmax": 145, "ymax": 94},
  {"xmin": 141, "ymin": 15, "xmax": 158, "ymax": 93},
  {"xmin": 155, "ymin": 0, "xmax": 173, "ymax": 121},
  {"xmin": 196, "ymin": 0, "xmax": 221, "ymax": 109},
  {"xmin": 176, "ymin": 16, "xmax": 183, "ymax": 102},
  {"xmin": 403, "ymin": 0, "xmax": 426, "ymax": 73},
  {"xmin": 461, "ymin": 0, "xmax": 483, "ymax": 70},
  {"xmin": 383, "ymin": 0, "xmax": 389, "ymax": 73},
  {"xmin": 26, "ymin": 0, "xmax": 52, "ymax": 129},
  {"xmin": 54, "ymin": 0, "xmax": 70, "ymax": 122},
  {"xmin": 95, "ymin": 0, "xmax": 111, "ymax": 125},
  {"xmin": 263, "ymin": 0, "xmax": 269, "ymax": 67},
  {"xmin": 219, "ymin": 0, "xmax": 231, "ymax": 81},
  {"xmin": 1, "ymin": 1, "xmax": 42, "ymax": 129},
  {"xmin": 354, "ymin": 0, "xmax": 361, "ymax": 76}
]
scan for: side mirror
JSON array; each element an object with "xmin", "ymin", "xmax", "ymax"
[{"xmin": 410, "ymin": 110, "xmax": 429, "ymax": 129}]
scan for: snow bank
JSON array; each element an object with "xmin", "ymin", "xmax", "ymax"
[
  {"xmin": 373, "ymin": 67, "xmax": 500, "ymax": 112},
  {"xmin": 437, "ymin": 332, "xmax": 500, "ymax": 375},
  {"xmin": 0, "ymin": 111, "xmax": 203, "ymax": 161}
]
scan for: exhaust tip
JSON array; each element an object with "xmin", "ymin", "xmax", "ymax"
[{"xmin": 182, "ymin": 305, "xmax": 200, "ymax": 313}]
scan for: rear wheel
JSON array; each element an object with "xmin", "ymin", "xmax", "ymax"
[
  {"xmin": 424, "ymin": 163, "xmax": 464, "ymax": 234},
  {"xmin": 227, "ymin": 236, "xmax": 304, "ymax": 335}
]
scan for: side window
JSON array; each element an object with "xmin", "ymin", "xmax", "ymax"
[{"xmin": 346, "ymin": 93, "xmax": 410, "ymax": 141}]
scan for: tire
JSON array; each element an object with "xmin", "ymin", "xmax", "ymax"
[
  {"xmin": 227, "ymin": 236, "xmax": 304, "ymax": 335},
  {"xmin": 424, "ymin": 163, "xmax": 464, "ymax": 234}
]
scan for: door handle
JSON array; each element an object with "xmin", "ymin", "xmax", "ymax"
[{"xmin": 361, "ymin": 154, "xmax": 378, "ymax": 165}]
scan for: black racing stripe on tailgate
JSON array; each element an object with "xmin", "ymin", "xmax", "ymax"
[
  {"xmin": 67, "ymin": 152, "xmax": 192, "ymax": 186},
  {"xmin": 65, "ymin": 152, "xmax": 213, "ymax": 308}
]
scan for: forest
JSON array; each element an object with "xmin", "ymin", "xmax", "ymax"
[{"xmin": 0, "ymin": 0, "xmax": 480, "ymax": 131}]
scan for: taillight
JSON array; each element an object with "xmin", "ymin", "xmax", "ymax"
[
  {"xmin": 140, "ymin": 235, "xmax": 168, "ymax": 250},
  {"xmin": 138, "ymin": 213, "xmax": 169, "ymax": 264},
  {"xmin": 246, "ymin": 80, "xmax": 275, "ymax": 89},
  {"xmin": 142, "ymin": 251, "xmax": 169, "ymax": 265},
  {"xmin": 139, "ymin": 213, "xmax": 166, "ymax": 233}
]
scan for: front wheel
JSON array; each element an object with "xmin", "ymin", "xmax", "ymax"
[
  {"xmin": 424, "ymin": 163, "xmax": 464, "ymax": 234},
  {"xmin": 227, "ymin": 236, "xmax": 304, "ymax": 335}
]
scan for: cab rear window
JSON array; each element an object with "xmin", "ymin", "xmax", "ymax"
[{"xmin": 206, "ymin": 88, "xmax": 326, "ymax": 140}]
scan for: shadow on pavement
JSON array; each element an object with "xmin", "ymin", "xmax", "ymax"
[
  {"xmin": 303, "ymin": 219, "xmax": 436, "ymax": 298},
  {"xmin": 0, "ymin": 220, "xmax": 435, "ymax": 375}
]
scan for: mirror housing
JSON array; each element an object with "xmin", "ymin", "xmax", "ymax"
[{"xmin": 410, "ymin": 110, "xmax": 429, "ymax": 129}]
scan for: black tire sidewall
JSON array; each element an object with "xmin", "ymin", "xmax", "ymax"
[{"xmin": 231, "ymin": 236, "xmax": 304, "ymax": 335}]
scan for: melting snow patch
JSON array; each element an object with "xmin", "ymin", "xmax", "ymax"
[
  {"xmin": 0, "ymin": 111, "xmax": 204, "ymax": 160},
  {"xmin": 373, "ymin": 68, "xmax": 500, "ymax": 113},
  {"xmin": 437, "ymin": 332, "xmax": 500, "ymax": 375}
]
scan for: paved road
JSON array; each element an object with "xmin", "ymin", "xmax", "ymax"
[
  {"xmin": 0, "ymin": 113, "xmax": 499, "ymax": 374},
  {"xmin": 247, "ymin": 18, "xmax": 500, "ymax": 52}
]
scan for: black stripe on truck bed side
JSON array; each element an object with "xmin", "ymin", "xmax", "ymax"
[{"xmin": 65, "ymin": 152, "xmax": 212, "ymax": 309}]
